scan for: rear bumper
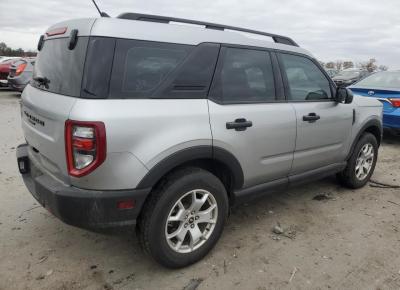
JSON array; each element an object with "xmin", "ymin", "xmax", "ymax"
[{"xmin": 16, "ymin": 144, "xmax": 151, "ymax": 228}]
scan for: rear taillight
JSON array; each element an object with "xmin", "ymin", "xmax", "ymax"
[
  {"xmin": 389, "ymin": 98, "xmax": 400, "ymax": 108},
  {"xmin": 65, "ymin": 120, "xmax": 106, "ymax": 177},
  {"xmin": 15, "ymin": 63, "xmax": 27, "ymax": 76}
]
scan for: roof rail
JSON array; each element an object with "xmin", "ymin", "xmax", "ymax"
[{"xmin": 117, "ymin": 13, "xmax": 299, "ymax": 47}]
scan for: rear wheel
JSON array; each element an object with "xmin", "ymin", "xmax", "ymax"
[
  {"xmin": 137, "ymin": 167, "xmax": 228, "ymax": 268},
  {"xmin": 337, "ymin": 133, "xmax": 378, "ymax": 188}
]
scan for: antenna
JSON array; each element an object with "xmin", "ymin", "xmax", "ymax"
[{"xmin": 91, "ymin": 0, "xmax": 110, "ymax": 17}]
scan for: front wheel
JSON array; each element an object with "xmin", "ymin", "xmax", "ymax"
[
  {"xmin": 337, "ymin": 132, "xmax": 378, "ymax": 189},
  {"xmin": 137, "ymin": 167, "xmax": 228, "ymax": 268}
]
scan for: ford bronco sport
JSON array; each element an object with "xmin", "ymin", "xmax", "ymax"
[{"xmin": 16, "ymin": 13, "xmax": 383, "ymax": 268}]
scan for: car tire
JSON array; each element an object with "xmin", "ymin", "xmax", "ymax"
[
  {"xmin": 137, "ymin": 167, "xmax": 229, "ymax": 268},
  {"xmin": 337, "ymin": 132, "xmax": 378, "ymax": 189}
]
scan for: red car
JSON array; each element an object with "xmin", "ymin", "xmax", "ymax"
[{"xmin": 0, "ymin": 57, "xmax": 21, "ymax": 86}]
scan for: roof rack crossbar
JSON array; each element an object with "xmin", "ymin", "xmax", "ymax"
[{"xmin": 117, "ymin": 13, "xmax": 299, "ymax": 47}]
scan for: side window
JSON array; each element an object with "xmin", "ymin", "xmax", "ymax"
[
  {"xmin": 210, "ymin": 47, "xmax": 276, "ymax": 103},
  {"xmin": 154, "ymin": 43, "xmax": 220, "ymax": 99},
  {"xmin": 109, "ymin": 40, "xmax": 191, "ymax": 99},
  {"xmin": 280, "ymin": 53, "xmax": 332, "ymax": 101}
]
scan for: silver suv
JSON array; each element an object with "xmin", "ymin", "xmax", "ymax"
[{"xmin": 16, "ymin": 13, "xmax": 383, "ymax": 268}]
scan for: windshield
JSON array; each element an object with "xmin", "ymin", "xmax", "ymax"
[
  {"xmin": 336, "ymin": 71, "xmax": 360, "ymax": 78},
  {"xmin": 32, "ymin": 37, "xmax": 88, "ymax": 97},
  {"xmin": 355, "ymin": 71, "xmax": 400, "ymax": 89},
  {"xmin": 325, "ymin": 69, "xmax": 337, "ymax": 77}
]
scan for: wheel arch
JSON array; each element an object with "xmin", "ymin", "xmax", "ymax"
[
  {"xmin": 136, "ymin": 146, "xmax": 244, "ymax": 195},
  {"xmin": 347, "ymin": 119, "xmax": 382, "ymax": 160}
]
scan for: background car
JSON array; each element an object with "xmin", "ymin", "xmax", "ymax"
[
  {"xmin": 7, "ymin": 57, "xmax": 35, "ymax": 92},
  {"xmin": 0, "ymin": 57, "xmax": 21, "ymax": 87},
  {"xmin": 333, "ymin": 68, "xmax": 369, "ymax": 87},
  {"xmin": 325, "ymin": 68, "xmax": 339, "ymax": 78},
  {"xmin": 349, "ymin": 71, "xmax": 400, "ymax": 133}
]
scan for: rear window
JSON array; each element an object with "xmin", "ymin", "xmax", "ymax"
[
  {"xmin": 355, "ymin": 71, "xmax": 400, "ymax": 89},
  {"xmin": 32, "ymin": 37, "xmax": 88, "ymax": 97}
]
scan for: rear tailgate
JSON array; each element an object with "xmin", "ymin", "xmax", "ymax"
[
  {"xmin": 21, "ymin": 85, "xmax": 76, "ymax": 182},
  {"xmin": 21, "ymin": 18, "xmax": 96, "ymax": 182}
]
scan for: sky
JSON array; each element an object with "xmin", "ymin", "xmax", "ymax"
[{"xmin": 1, "ymin": 0, "xmax": 399, "ymax": 69}]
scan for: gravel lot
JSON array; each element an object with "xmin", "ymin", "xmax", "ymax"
[{"xmin": 1, "ymin": 89, "xmax": 400, "ymax": 290}]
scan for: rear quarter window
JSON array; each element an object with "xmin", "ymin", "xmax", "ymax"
[
  {"xmin": 109, "ymin": 40, "xmax": 192, "ymax": 99},
  {"xmin": 355, "ymin": 72, "xmax": 400, "ymax": 88},
  {"xmin": 81, "ymin": 37, "xmax": 116, "ymax": 99}
]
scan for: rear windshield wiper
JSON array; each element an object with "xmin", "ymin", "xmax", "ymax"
[{"xmin": 33, "ymin": 76, "xmax": 50, "ymax": 88}]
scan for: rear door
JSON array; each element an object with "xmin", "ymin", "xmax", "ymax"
[
  {"xmin": 278, "ymin": 53, "xmax": 353, "ymax": 174},
  {"xmin": 208, "ymin": 46, "xmax": 296, "ymax": 188}
]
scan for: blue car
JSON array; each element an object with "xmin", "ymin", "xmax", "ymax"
[{"xmin": 349, "ymin": 71, "xmax": 400, "ymax": 133}]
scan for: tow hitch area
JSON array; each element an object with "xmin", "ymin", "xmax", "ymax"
[{"xmin": 16, "ymin": 144, "xmax": 30, "ymax": 174}]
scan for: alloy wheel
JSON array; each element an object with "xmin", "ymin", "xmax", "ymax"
[
  {"xmin": 165, "ymin": 189, "xmax": 218, "ymax": 254},
  {"xmin": 355, "ymin": 143, "xmax": 374, "ymax": 181}
]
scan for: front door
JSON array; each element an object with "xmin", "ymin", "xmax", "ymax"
[{"xmin": 278, "ymin": 52, "xmax": 353, "ymax": 175}]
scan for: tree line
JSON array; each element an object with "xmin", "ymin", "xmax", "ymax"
[
  {"xmin": 0, "ymin": 42, "xmax": 37, "ymax": 57},
  {"xmin": 320, "ymin": 58, "xmax": 388, "ymax": 72}
]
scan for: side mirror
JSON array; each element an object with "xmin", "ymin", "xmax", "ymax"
[{"xmin": 335, "ymin": 87, "xmax": 353, "ymax": 104}]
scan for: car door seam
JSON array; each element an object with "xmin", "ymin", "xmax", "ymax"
[{"xmin": 289, "ymin": 103, "xmax": 298, "ymax": 174}]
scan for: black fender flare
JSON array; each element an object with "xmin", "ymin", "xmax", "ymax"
[
  {"xmin": 346, "ymin": 119, "xmax": 383, "ymax": 160},
  {"xmin": 136, "ymin": 145, "xmax": 244, "ymax": 190}
]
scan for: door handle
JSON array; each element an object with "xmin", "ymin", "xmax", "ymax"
[
  {"xmin": 303, "ymin": 113, "xmax": 320, "ymax": 122},
  {"xmin": 226, "ymin": 118, "xmax": 253, "ymax": 131}
]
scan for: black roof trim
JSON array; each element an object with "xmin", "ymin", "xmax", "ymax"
[{"xmin": 117, "ymin": 13, "xmax": 299, "ymax": 47}]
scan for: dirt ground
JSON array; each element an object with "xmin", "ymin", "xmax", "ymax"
[{"xmin": 1, "ymin": 89, "xmax": 400, "ymax": 290}]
